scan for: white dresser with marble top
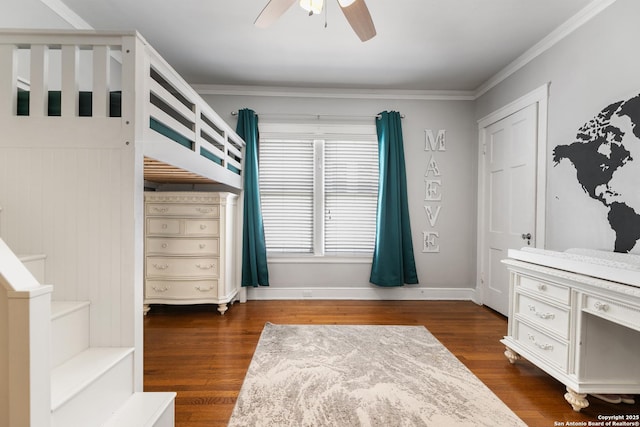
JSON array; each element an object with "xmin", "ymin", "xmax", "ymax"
[{"xmin": 501, "ymin": 247, "xmax": 640, "ymax": 411}]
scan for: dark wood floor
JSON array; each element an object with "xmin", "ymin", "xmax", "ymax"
[{"xmin": 144, "ymin": 300, "xmax": 640, "ymax": 427}]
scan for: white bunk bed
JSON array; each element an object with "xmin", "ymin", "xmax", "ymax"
[
  {"xmin": 0, "ymin": 29, "xmax": 244, "ymax": 427},
  {"xmin": 0, "ymin": 29, "xmax": 244, "ymax": 186}
]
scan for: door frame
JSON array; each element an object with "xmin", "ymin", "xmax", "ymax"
[{"xmin": 475, "ymin": 83, "xmax": 549, "ymax": 306}]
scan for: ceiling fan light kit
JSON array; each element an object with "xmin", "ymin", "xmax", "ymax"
[
  {"xmin": 299, "ymin": 0, "xmax": 324, "ymax": 15},
  {"xmin": 255, "ymin": 0, "xmax": 376, "ymax": 42}
]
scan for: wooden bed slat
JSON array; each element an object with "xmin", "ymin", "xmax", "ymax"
[{"xmin": 143, "ymin": 157, "xmax": 220, "ymax": 184}]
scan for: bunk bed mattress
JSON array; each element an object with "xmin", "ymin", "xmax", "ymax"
[{"xmin": 17, "ymin": 90, "xmax": 122, "ymax": 117}]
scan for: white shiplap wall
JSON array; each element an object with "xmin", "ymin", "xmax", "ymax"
[{"xmin": 0, "ymin": 132, "xmax": 140, "ymax": 349}]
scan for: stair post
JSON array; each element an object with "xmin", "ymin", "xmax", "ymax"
[
  {"xmin": 0, "ymin": 238, "xmax": 53, "ymax": 427},
  {"xmin": 7, "ymin": 286, "xmax": 53, "ymax": 427}
]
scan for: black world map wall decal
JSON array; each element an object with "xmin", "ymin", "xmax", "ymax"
[{"xmin": 553, "ymin": 92, "xmax": 640, "ymax": 253}]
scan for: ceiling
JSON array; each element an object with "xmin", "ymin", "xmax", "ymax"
[{"xmin": 3, "ymin": 0, "xmax": 599, "ymax": 93}]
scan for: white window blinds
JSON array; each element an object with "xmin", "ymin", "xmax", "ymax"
[
  {"xmin": 258, "ymin": 123, "xmax": 378, "ymax": 256},
  {"xmin": 324, "ymin": 139, "xmax": 379, "ymax": 253},
  {"xmin": 259, "ymin": 138, "xmax": 314, "ymax": 253}
]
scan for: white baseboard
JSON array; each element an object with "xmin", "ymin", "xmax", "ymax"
[{"xmin": 246, "ymin": 286, "xmax": 478, "ymax": 301}]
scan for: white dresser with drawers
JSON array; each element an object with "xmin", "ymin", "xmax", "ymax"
[
  {"xmin": 143, "ymin": 191, "xmax": 238, "ymax": 315},
  {"xmin": 501, "ymin": 247, "xmax": 640, "ymax": 411}
]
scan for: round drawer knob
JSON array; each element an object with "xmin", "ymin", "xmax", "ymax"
[
  {"xmin": 594, "ymin": 301, "xmax": 609, "ymax": 312},
  {"xmin": 537, "ymin": 283, "xmax": 547, "ymax": 291}
]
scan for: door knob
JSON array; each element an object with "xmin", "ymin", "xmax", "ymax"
[{"xmin": 521, "ymin": 233, "xmax": 532, "ymax": 240}]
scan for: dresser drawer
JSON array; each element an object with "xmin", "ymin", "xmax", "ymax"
[
  {"xmin": 185, "ymin": 219, "xmax": 219, "ymax": 236},
  {"xmin": 146, "ymin": 218, "xmax": 181, "ymax": 236},
  {"xmin": 146, "ymin": 203, "xmax": 220, "ymax": 218},
  {"xmin": 514, "ymin": 320, "xmax": 568, "ymax": 371},
  {"xmin": 146, "ymin": 256, "xmax": 219, "ymax": 278},
  {"xmin": 583, "ymin": 294, "xmax": 640, "ymax": 331},
  {"xmin": 516, "ymin": 292, "xmax": 570, "ymax": 339},
  {"xmin": 145, "ymin": 279, "xmax": 219, "ymax": 299},
  {"xmin": 146, "ymin": 237, "xmax": 219, "ymax": 256},
  {"xmin": 517, "ymin": 275, "xmax": 570, "ymax": 305}
]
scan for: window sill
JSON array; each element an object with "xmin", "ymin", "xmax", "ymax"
[{"xmin": 267, "ymin": 255, "xmax": 373, "ymax": 264}]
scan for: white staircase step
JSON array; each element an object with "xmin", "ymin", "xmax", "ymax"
[
  {"xmin": 51, "ymin": 301, "xmax": 90, "ymax": 368},
  {"xmin": 18, "ymin": 253, "xmax": 47, "ymax": 282},
  {"xmin": 51, "ymin": 347, "xmax": 134, "ymax": 427},
  {"xmin": 103, "ymin": 392, "xmax": 177, "ymax": 427}
]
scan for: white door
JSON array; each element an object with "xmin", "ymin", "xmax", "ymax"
[{"xmin": 481, "ymin": 103, "xmax": 538, "ymax": 315}]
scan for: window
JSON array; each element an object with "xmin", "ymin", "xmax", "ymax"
[
  {"xmin": 259, "ymin": 123, "xmax": 378, "ymax": 256},
  {"xmin": 259, "ymin": 138, "xmax": 314, "ymax": 253}
]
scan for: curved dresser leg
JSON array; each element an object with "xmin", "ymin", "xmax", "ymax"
[
  {"xmin": 217, "ymin": 303, "xmax": 228, "ymax": 315},
  {"xmin": 504, "ymin": 346, "xmax": 521, "ymax": 364},
  {"xmin": 564, "ymin": 387, "xmax": 589, "ymax": 412}
]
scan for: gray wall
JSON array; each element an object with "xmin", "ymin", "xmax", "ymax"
[
  {"xmin": 476, "ymin": 0, "xmax": 640, "ymax": 254},
  {"xmin": 204, "ymin": 94, "xmax": 478, "ymax": 296},
  {"xmin": 207, "ymin": 0, "xmax": 640, "ymax": 298}
]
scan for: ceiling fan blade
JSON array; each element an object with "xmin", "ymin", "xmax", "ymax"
[
  {"xmin": 254, "ymin": 0, "xmax": 298, "ymax": 28},
  {"xmin": 338, "ymin": 0, "xmax": 376, "ymax": 42}
]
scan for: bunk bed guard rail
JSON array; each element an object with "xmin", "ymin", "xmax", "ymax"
[{"xmin": 0, "ymin": 29, "xmax": 244, "ymax": 189}]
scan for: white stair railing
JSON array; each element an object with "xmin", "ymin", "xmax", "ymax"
[{"xmin": 0, "ymin": 238, "xmax": 52, "ymax": 427}]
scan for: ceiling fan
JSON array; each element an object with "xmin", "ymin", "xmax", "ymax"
[{"xmin": 254, "ymin": 0, "xmax": 377, "ymax": 42}]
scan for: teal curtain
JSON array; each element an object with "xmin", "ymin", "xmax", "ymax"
[
  {"xmin": 370, "ymin": 111, "xmax": 418, "ymax": 287},
  {"xmin": 236, "ymin": 109, "xmax": 269, "ymax": 287}
]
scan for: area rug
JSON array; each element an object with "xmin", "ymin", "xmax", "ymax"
[{"xmin": 228, "ymin": 323, "xmax": 525, "ymax": 427}]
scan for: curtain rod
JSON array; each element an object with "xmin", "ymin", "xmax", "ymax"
[{"xmin": 230, "ymin": 111, "xmax": 404, "ymax": 119}]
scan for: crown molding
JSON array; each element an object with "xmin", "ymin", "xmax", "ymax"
[
  {"xmin": 192, "ymin": 84, "xmax": 476, "ymax": 101},
  {"xmin": 474, "ymin": 0, "xmax": 618, "ymax": 98},
  {"xmin": 194, "ymin": 0, "xmax": 616, "ymax": 102},
  {"xmin": 42, "ymin": 0, "xmax": 616, "ymax": 102}
]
